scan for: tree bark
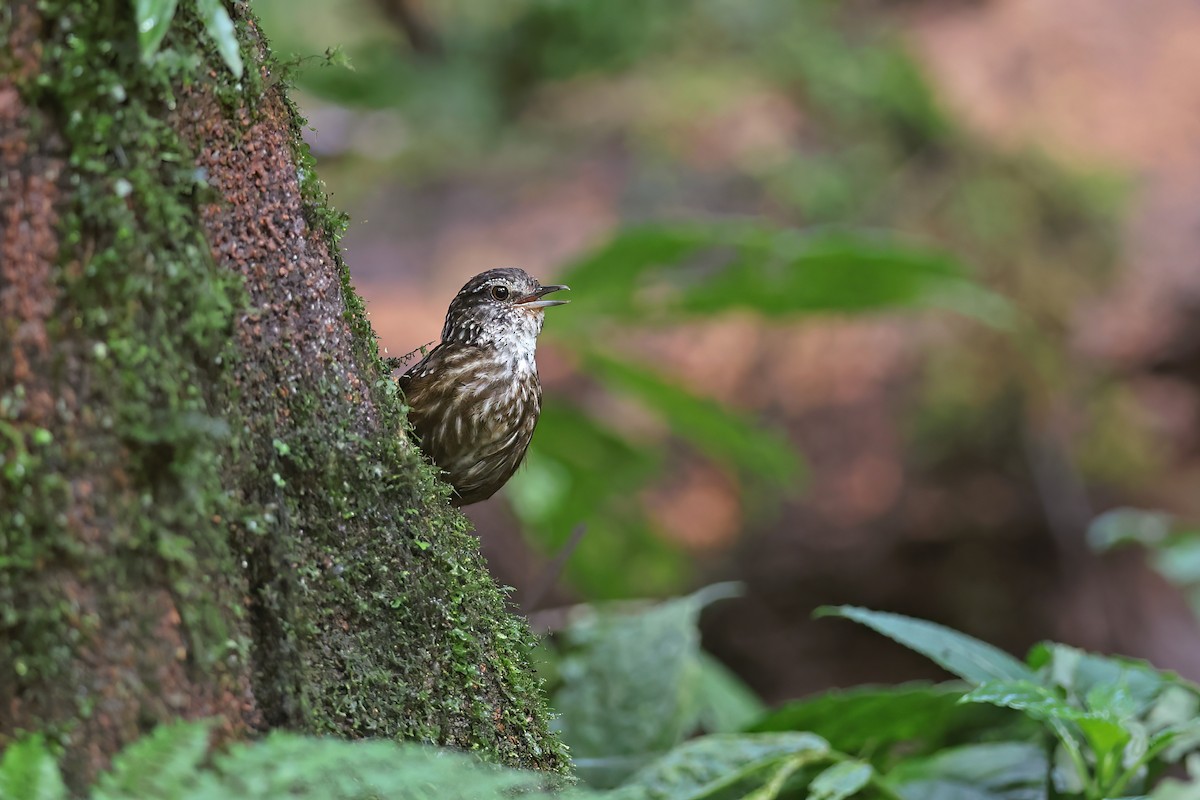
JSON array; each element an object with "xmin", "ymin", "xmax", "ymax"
[{"xmin": 0, "ymin": 0, "xmax": 566, "ymax": 789}]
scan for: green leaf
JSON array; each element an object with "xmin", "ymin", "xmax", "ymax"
[
  {"xmin": 554, "ymin": 587, "xmax": 740, "ymax": 787},
  {"xmin": 1076, "ymin": 716, "xmax": 1131, "ymax": 765},
  {"xmin": 191, "ymin": 732, "xmax": 585, "ymax": 800},
  {"xmin": 1027, "ymin": 643, "xmax": 1179, "ymax": 712},
  {"xmin": 196, "ymin": 0, "xmax": 244, "ymax": 79},
  {"xmin": 580, "ymin": 348, "xmax": 803, "ymax": 487},
  {"xmin": 0, "ymin": 736, "xmax": 67, "ymax": 800},
  {"xmin": 134, "ymin": 0, "xmax": 179, "ymax": 61},
  {"xmin": 960, "ymin": 680, "xmax": 1131, "ymax": 768},
  {"xmin": 556, "ymin": 224, "xmax": 1013, "ymax": 329},
  {"xmin": 742, "ymin": 755, "xmax": 810, "ymax": 800},
  {"xmin": 960, "ymin": 680, "xmax": 1081, "ymax": 722},
  {"xmin": 955, "ymin": 681, "xmax": 1142, "ymax": 791},
  {"xmin": 675, "ymin": 232, "xmax": 1009, "ymax": 326},
  {"xmin": 694, "ymin": 651, "xmax": 768, "ymax": 734},
  {"xmin": 92, "ymin": 720, "xmax": 212, "ymax": 800},
  {"xmin": 808, "ymin": 760, "xmax": 873, "ymax": 800},
  {"xmin": 751, "ymin": 683, "xmax": 1027, "ymax": 761},
  {"xmin": 889, "ymin": 742, "xmax": 1048, "ymax": 800},
  {"xmin": 611, "ymin": 732, "xmax": 830, "ymax": 800},
  {"xmin": 1086, "ymin": 682, "xmax": 1140, "ymax": 721},
  {"xmin": 816, "ymin": 606, "xmax": 1037, "ymax": 685},
  {"xmin": 555, "ymin": 224, "xmax": 712, "ymax": 316}
]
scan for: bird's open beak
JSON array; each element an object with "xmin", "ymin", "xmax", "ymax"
[{"xmin": 514, "ymin": 284, "xmax": 570, "ymax": 309}]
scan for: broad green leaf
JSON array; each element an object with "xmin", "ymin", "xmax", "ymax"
[
  {"xmin": 1027, "ymin": 643, "xmax": 1180, "ymax": 712},
  {"xmin": 0, "ymin": 736, "xmax": 67, "ymax": 800},
  {"xmin": 580, "ymin": 348, "xmax": 802, "ymax": 486},
  {"xmin": 816, "ymin": 606, "xmax": 1037, "ymax": 685},
  {"xmin": 960, "ymin": 681, "xmax": 1082, "ymax": 723},
  {"xmin": 555, "ymin": 225, "xmax": 711, "ymax": 315},
  {"xmin": 695, "ymin": 651, "xmax": 768, "ymax": 733},
  {"xmin": 675, "ymin": 231, "xmax": 1003, "ymax": 323},
  {"xmin": 968, "ymin": 655, "xmax": 1200, "ymax": 790},
  {"xmin": 196, "ymin": 0, "xmax": 244, "ymax": 79},
  {"xmin": 554, "ymin": 587, "xmax": 739, "ymax": 787},
  {"xmin": 742, "ymin": 755, "xmax": 809, "ymax": 800},
  {"xmin": 93, "ymin": 720, "xmax": 212, "ymax": 800},
  {"xmin": 808, "ymin": 760, "xmax": 873, "ymax": 800},
  {"xmin": 1086, "ymin": 683, "xmax": 1140, "ymax": 721},
  {"xmin": 961, "ymin": 680, "xmax": 1131, "ymax": 769},
  {"xmin": 555, "ymin": 224, "xmax": 1013, "ymax": 329},
  {"xmin": 1076, "ymin": 716, "xmax": 1131, "ymax": 765},
  {"xmin": 191, "ymin": 731, "xmax": 588, "ymax": 800},
  {"xmin": 890, "ymin": 742, "xmax": 1048, "ymax": 800},
  {"xmin": 611, "ymin": 732, "xmax": 830, "ymax": 800},
  {"xmin": 751, "ymin": 683, "xmax": 1026, "ymax": 761},
  {"xmin": 134, "ymin": 0, "xmax": 179, "ymax": 61}
]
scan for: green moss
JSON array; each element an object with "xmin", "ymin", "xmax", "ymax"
[
  {"xmin": 2, "ymin": 0, "xmax": 567, "ymax": 776},
  {"xmin": 2, "ymin": 0, "xmax": 248, "ymax": 745},
  {"xmin": 246, "ymin": 255, "xmax": 569, "ymax": 768},
  {"xmin": 264, "ymin": 50, "xmax": 567, "ymax": 768}
]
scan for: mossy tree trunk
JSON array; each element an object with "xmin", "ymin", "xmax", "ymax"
[{"xmin": 0, "ymin": 0, "xmax": 566, "ymax": 789}]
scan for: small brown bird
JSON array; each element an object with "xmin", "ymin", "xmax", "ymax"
[{"xmin": 399, "ymin": 268, "xmax": 570, "ymax": 506}]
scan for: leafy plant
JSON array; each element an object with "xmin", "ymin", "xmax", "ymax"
[
  {"xmin": 7, "ymin": 599, "xmax": 1199, "ymax": 800},
  {"xmin": 0, "ymin": 722, "xmax": 588, "ymax": 800},
  {"xmin": 546, "ymin": 597, "xmax": 1200, "ymax": 799},
  {"xmin": 133, "ymin": 0, "xmax": 244, "ymax": 78},
  {"xmin": 820, "ymin": 606, "xmax": 1200, "ymax": 799},
  {"xmin": 541, "ymin": 583, "xmax": 750, "ymax": 787}
]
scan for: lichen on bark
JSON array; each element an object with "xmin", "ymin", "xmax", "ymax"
[{"xmin": 0, "ymin": 0, "xmax": 567, "ymax": 788}]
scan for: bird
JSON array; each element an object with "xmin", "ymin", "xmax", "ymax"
[{"xmin": 398, "ymin": 268, "xmax": 570, "ymax": 506}]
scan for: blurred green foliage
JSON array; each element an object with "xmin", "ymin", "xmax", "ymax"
[
  {"xmin": 520, "ymin": 226, "xmax": 1009, "ymax": 598},
  {"xmin": 19, "ymin": 599, "xmax": 1200, "ymax": 799},
  {"xmin": 255, "ymin": 0, "xmax": 1134, "ymax": 597}
]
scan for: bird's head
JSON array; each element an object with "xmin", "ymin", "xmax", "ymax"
[{"xmin": 441, "ymin": 268, "xmax": 570, "ymax": 351}]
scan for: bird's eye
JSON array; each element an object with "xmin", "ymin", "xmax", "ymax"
[{"xmin": 490, "ymin": 285, "xmax": 510, "ymax": 301}]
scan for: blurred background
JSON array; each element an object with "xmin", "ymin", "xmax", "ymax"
[{"xmin": 252, "ymin": 0, "xmax": 1200, "ymax": 703}]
